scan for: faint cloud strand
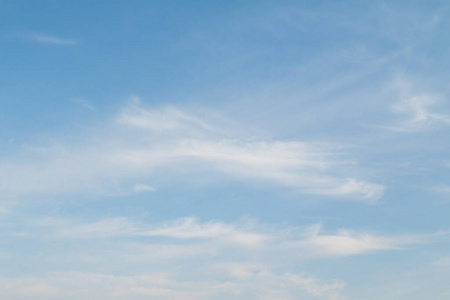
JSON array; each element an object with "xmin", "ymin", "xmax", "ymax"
[
  {"xmin": 71, "ymin": 98, "xmax": 95, "ymax": 111},
  {"xmin": 29, "ymin": 33, "xmax": 78, "ymax": 46},
  {"xmin": 383, "ymin": 77, "xmax": 450, "ymax": 132},
  {"xmin": 38, "ymin": 216, "xmax": 425, "ymax": 257},
  {"xmin": 0, "ymin": 270, "xmax": 347, "ymax": 300},
  {"xmin": 133, "ymin": 183, "xmax": 155, "ymax": 193}
]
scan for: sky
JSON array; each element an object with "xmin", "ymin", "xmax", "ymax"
[{"xmin": 1, "ymin": 0, "xmax": 450, "ymax": 299}]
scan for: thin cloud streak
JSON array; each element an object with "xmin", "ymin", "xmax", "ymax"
[
  {"xmin": 36, "ymin": 217, "xmax": 426, "ymax": 257},
  {"xmin": 71, "ymin": 98, "xmax": 95, "ymax": 110},
  {"xmin": 0, "ymin": 271, "xmax": 348, "ymax": 300},
  {"xmin": 42, "ymin": 217, "xmax": 269, "ymax": 248},
  {"xmin": 133, "ymin": 183, "xmax": 155, "ymax": 193},
  {"xmin": 28, "ymin": 33, "xmax": 78, "ymax": 46},
  {"xmin": 286, "ymin": 223, "xmax": 425, "ymax": 257}
]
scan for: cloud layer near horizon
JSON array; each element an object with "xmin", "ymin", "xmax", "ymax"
[{"xmin": 0, "ymin": 216, "xmax": 428, "ymax": 300}]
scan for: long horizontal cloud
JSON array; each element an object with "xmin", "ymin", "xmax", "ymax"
[
  {"xmin": 4, "ymin": 216, "xmax": 428, "ymax": 300},
  {"xmin": 0, "ymin": 100, "xmax": 384, "ymax": 202},
  {"xmin": 0, "ymin": 270, "xmax": 348, "ymax": 300},
  {"xmin": 36, "ymin": 217, "xmax": 425, "ymax": 258},
  {"xmin": 286, "ymin": 223, "xmax": 424, "ymax": 257},
  {"xmin": 28, "ymin": 33, "xmax": 78, "ymax": 45}
]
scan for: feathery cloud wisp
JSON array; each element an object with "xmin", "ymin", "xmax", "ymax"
[
  {"xmin": 384, "ymin": 78, "xmax": 450, "ymax": 132},
  {"xmin": 37, "ymin": 217, "xmax": 425, "ymax": 257},
  {"xmin": 28, "ymin": 33, "xmax": 78, "ymax": 45},
  {"xmin": 0, "ymin": 100, "xmax": 384, "ymax": 202},
  {"xmin": 0, "ymin": 270, "xmax": 348, "ymax": 300}
]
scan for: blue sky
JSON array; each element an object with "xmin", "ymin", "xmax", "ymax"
[{"xmin": 1, "ymin": 1, "xmax": 450, "ymax": 299}]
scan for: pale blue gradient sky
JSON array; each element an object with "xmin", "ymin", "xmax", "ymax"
[{"xmin": 1, "ymin": 1, "xmax": 450, "ymax": 299}]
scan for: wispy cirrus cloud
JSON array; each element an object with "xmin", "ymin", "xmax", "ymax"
[
  {"xmin": 27, "ymin": 33, "xmax": 78, "ymax": 46},
  {"xmin": 38, "ymin": 217, "xmax": 269, "ymax": 248},
  {"xmin": 133, "ymin": 183, "xmax": 155, "ymax": 193},
  {"xmin": 35, "ymin": 216, "xmax": 426, "ymax": 258},
  {"xmin": 0, "ymin": 270, "xmax": 348, "ymax": 300},
  {"xmin": 71, "ymin": 98, "xmax": 95, "ymax": 110},
  {"xmin": 0, "ymin": 99, "xmax": 384, "ymax": 202},
  {"xmin": 383, "ymin": 78, "xmax": 450, "ymax": 132},
  {"xmin": 286, "ymin": 223, "xmax": 424, "ymax": 257},
  {"xmin": 428, "ymin": 184, "xmax": 450, "ymax": 196}
]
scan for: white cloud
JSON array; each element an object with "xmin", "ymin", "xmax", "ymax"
[
  {"xmin": 37, "ymin": 217, "xmax": 424, "ymax": 257},
  {"xmin": 0, "ymin": 278, "xmax": 59, "ymax": 298},
  {"xmin": 0, "ymin": 273, "xmax": 188, "ymax": 300},
  {"xmin": 287, "ymin": 223, "xmax": 413, "ymax": 257},
  {"xmin": 42, "ymin": 217, "xmax": 268, "ymax": 248},
  {"xmin": 213, "ymin": 262, "xmax": 267, "ymax": 279},
  {"xmin": 0, "ymin": 100, "xmax": 384, "ymax": 202},
  {"xmin": 429, "ymin": 184, "xmax": 450, "ymax": 194},
  {"xmin": 0, "ymin": 271, "xmax": 348, "ymax": 300},
  {"xmin": 139, "ymin": 218, "xmax": 268, "ymax": 247},
  {"xmin": 133, "ymin": 183, "xmax": 155, "ymax": 193},
  {"xmin": 212, "ymin": 261, "xmax": 346, "ymax": 300},
  {"xmin": 0, "ymin": 206, "xmax": 11, "ymax": 215},
  {"xmin": 51, "ymin": 217, "xmax": 137, "ymax": 239},
  {"xmin": 384, "ymin": 78, "xmax": 450, "ymax": 132},
  {"xmin": 389, "ymin": 95, "xmax": 450, "ymax": 132},
  {"xmin": 28, "ymin": 33, "xmax": 78, "ymax": 45},
  {"xmin": 432, "ymin": 256, "xmax": 450, "ymax": 268},
  {"xmin": 71, "ymin": 98, "xmax": 95, "ymax": 110},
  {"xmin": 127, "ymin": 243, "xmax": 218, "ymax": 263},
  {"xmin": 30, "ymin": 33, "xmax": 78, "ymax": 45},
  {"xmin": 117, "ymin": 103, "xmax": 220, "ymax": 135},
  {"xmin": 283, "ymin": 273, "xmax": 347, "ymax": 300}
]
